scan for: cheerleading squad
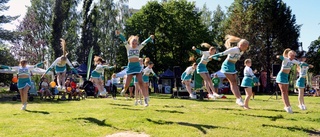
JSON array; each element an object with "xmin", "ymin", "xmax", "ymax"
[{"xmin": 5, "ymin": 31, "xmax": 313, "ymax": 113}]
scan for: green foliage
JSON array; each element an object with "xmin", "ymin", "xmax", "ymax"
[
  {"xmin": 125, "ymin": 0, "xmax": 209, "ymax": 72},
  {"xmin": 0, "ymin": 95, "xmax": 319, "ymax": 136},
  {"xmin": 225, "ymin": 0, "xmax": 301, "ymax": 75},
  {"xmin": 306, "ymin": 37, "xmax": 320, "ymax": 74},
  {"xmin": 0, "ymin": 0, "xmax": 19, "ymax": 42}
]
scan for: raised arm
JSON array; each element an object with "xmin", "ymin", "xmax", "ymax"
[
  {"xmin": 0, "ymin": 65, "xmax": 11, "ymax": 69},
  {"xmin": 66, "ymin": 58, "xmax": 78, "ymax": 75},
  {"xmin": 276, "ymin": 55, "xmax": 284, "ymax": 60},
  {"xmin": 115, "ymin": 30, "xmax": 127, "ymax": 43},
  {"xmin": 34, "ymin": 61, "xmax": 45, "ymax": 68},
  {"xmin": 138, "ymin": 35, "xmax": 154, "ymax": 50},
  {"xmin": 209, "ymin": 47, "xmax": 238, "ymax": 59},
  {"xmin": 43, "ymin": 59, "xmax": 59, "ymax": 76},
  {"xmin": 192, "ymin": 46, "xmax": 203, "ymax": 55}
]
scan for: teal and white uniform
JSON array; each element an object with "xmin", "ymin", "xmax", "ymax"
[
  {"xmin": 17, "ymin": 67, "xmax": 32, "ymax": 89},
  {"xmin": 296, "ymin": 62, "xmax": 309, "ymax": 88},
  {"xmin": 45, "ymin": 57, "xmax": 78, "ymax": 74},
  {"xmin": 276, "ymin": 56, "xmax": 300, "ymax": 84},
  {"xmin": 142, "ymin": 67, "xmax": 157, "ymax": 83},
  {"xmin": 17, "ymin": 62, "xmax": 44, "ymax": 89},
  {"xmin": 195, "ymin": 49, "xmax": 219, "ymax": 74},
  {"xmin": 241, "ymin": 66, "xmax": 258, "ymax": 88},
  {"xmin": 91, "ymin": 64, "xmax": 114, "ymax": 78},
  {"xmin": 211, "ymin": 47, "xmax": 243, "ymax": 74},
  {"xmin": 118, "ymin": 34, "xmax": 153, "ymax": 75},
  {"xmin": 181, "ymin": 66, "xmax": 195, "ymax": 81}
]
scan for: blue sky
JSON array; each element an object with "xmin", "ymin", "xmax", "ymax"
[{"xmin": 2, "ymin": 0, "xmax": 319, "ymax": 50}]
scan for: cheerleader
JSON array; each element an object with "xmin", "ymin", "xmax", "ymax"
[
  {"xmin": 209, "ymin": 35, "xmax": 249, "ymax": 106},
  {"xmin": 192, "ymin": 43, "xmax": 221, "ymax": 99},
  {"xmin": 240, "ymin": 59, "xmax": 259, "ymax": 109},
  {"xmin": 91, "ymin": 56, "xmax": 115, "ymax": 97},
  {"xmin": 296, "ymin": 56, "xmax": 313, "ymax": 110},
  {"xmin": 115, "ymin": 30, "xmax": 154, "ymax": 106},
  {"xmin": 181, "ymin": 62, "xmax": 197, "ymax": 99},
  {"xmin": 276, "ymin": 49, "xmax": 300, "ymax": 113},
  {"xmin": 142, "ymin": 60, "xmax": 158, "ymax": 107},
  {"xmin": 42, "ymin": 39, "xmax": 79, "ymax": 89}
]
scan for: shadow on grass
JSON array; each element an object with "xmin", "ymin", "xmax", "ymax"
[
  {"xmin": 146, "ymin": 118, "xmax": 224, "ymax": 134},
  {"xmin": 262, "ymin": 124, "xmax": 320, "ymax": 135},
  {"xmin": 233, "ymin": 113, "xmax": 284, "ymax": 121},
  {"xmin": 211, "ymin": 107, "xmax": 244, "ymax": 111},
  {"xmin": 109, "ymin": 103, "xmax": 131, "ymax": 107},
  {"xmin": 163, "ymin": 105, "xmax": 185, "ymax": 108},
  {"xmin": 75, "ymin": 117, "xmax": 110, "ymax": 127},
  {"xmin": 114, "ymin": 107, "xmax": 144, "ymax": 111},
  {"xmin": 25, "ymin": 110, "xmax": 50, "ymax": 115},
  {"xmin": 155, "ymin": 109, "xmax": 184, "ymax": 114}
]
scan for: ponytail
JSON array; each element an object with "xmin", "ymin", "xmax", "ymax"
[
  {"xmin": 60, "ymin": 38, "xmax": 67, "ymax": 57},
  {"xmin": 224, "ymin": 35, "xmax": 241, "ymax": 49}
]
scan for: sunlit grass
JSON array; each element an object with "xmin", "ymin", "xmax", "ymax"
[{"xmin": 0, "ymin": 93, "xmax": 319, "ymax": 137}]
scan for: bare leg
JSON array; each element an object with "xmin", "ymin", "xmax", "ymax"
[
  {"xmin": 244, "ymin": 87, "xmax": 252, "ymax": 109},
  {"xmin": 184, "ymin": 81, "xmax": 192, "ymax": 95},
  {"xmin": 298, "ymin": 88, "xmax": 305, "ymax": 108},
  {"xmin": 225, "ymin": 74, "xmax": 241, "ymax": 98},
  {"xmin": 199, "ymin": 73, "xmax": 213, "ymax": 94},
  {"xmin": 61, "ymin": 72, "xmax": 66, "ymax": 88},
  {"xmin": 278, "ymin": 84, "xmax": 291, "ymax": 107}
]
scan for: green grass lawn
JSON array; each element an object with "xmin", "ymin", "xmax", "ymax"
[{"xmin": 0, "ymin": 93, "xmax": 319, "ymax": 137}]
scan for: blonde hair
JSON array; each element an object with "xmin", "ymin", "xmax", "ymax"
[
  {"xmin": 201, "ymin": 43, "xmax": 212, "ymax": 48},
  {"xmin": 224, "ymin": 35, "xmax": 241, "ymax": 49},
  {"xmin": 282, "ymin": 48, "xmax": 291, "ymax": 57},
  {"xmin": 244, "ymin": 59, "xmax": 251, "ymax": 65},
  {"xmin": 128, "ymin": 35, "xmax": 139, "ymax": 45},
  {"xmin": 144, "ymin": 57, "xmax": 150, "ymax": 66},
  {"xmin": 94, "ymin": 56, "xmax": 103, "ymax": 65},
  {"xmin": 60, "ymin": 38, "xmax": 67, "ymax": 57}
]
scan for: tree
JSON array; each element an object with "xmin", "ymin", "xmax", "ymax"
[
  {"xmin": 125, "ymin": 0, "xmax": 209, "ymax": 73},
  {"xmin": 0, "ymin": 0, "xmax": 19, "ymax": 42},
  {"xmin": 306, "ymin": 37, "xmax": 320, "ymax": 75},
  {"xmin": 50, "ymin": 0, "xmax": 73, "ymax": 60}
]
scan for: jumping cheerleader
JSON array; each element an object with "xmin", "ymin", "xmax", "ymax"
[
  {"xmin": 276, "ymin": 48, "xmax": 300, "ymax": 113},
  {"xmin": 42, "ymin": 39, "xmax": 79, "ymax": 89},
  {"xmin": 209, "ymin": 35, "xmax": 249, "ymax": 106},
  {"xmin": 115, "ymin": 30, "xmax": 154, "ymax": 106},
  {"xmin": 91, "ymin": 56, "xmax": 115, "ymax": 97},
  {"xmin": 192, "ymin": 43, "xmax": 221, "ymax": 99},
  {"xmin": 296, "ymin": 56, "xmax": 313, "ymax": 110},
  {"xmin": 241, "ymin": 59, "xmax": 259, "ymax": 109},
  {"xmin": 181, "ymin": 58, "xmax": 197, "ymax": 99}
]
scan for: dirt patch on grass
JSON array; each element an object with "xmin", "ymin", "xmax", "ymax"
[{"xmin": 106, "ymin": 131, "xmax": 150, "ymax": 137}]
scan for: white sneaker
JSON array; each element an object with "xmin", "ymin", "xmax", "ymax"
[
  {"xmin": 213, "ymin": 93, "xmax": 222, "ymax": 98},
  {"xmin": 134, "ymin": 100, "xmax": 138, "ymax": 106},
  {"xmin": 284, "ymin": 106, "xmax": 293, "ymax": 113},
  {"xmin": 138, "ymin": 100, "xmax": 142, "ymax": 105},
  {"xmin": 303, "ymin": 104, "xmax": 307, "ymax": 110},
  {"xmin": 120, "ymin": 89, "xmax": 125, "ymax": 96},
  {"xmin": 21, "ymin": 103, "xmax": 27, "ymax": 110},
  {"xmin": 113, "ymin": 97, "xmax": 117, "ymax": 100},
  {"xmin": 144, "ymin": 98, "xmax": 149, "ymax": 107},
  {"xmin": 299, "ymin": 104, "xmax": 307, "ymax": 110},
  {"xmin": 208, "ymin": 94, "xmax": 216, "ymax": 99},
  {"xmin": 189, "ymin": 94, "xmax": 196, "ymax": 99},
  {"xmin": 236, "ymin": 98, "xmax": 244, "ymax": 107}
]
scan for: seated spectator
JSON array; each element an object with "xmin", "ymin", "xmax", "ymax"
[{"xmin": 40, "ymin": 78, "xmax": 53, "ymax": 99}]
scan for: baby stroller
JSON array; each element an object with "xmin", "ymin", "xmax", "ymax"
[
  {"xmin": 82, "ymin": 81, "xmax": 97, "ymax": 98},
  {"xmin": 12, "ymin": 80, "xmax": 38, "ymax": 101}
]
